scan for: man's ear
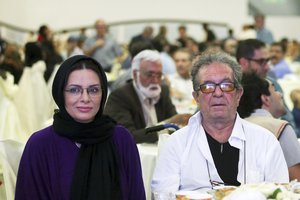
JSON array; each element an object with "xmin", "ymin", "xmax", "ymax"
[
  {"xmin": 133, "ymin": 70, "xmax": 137, "ymax": 80},
  {"xmin": 239, "ymin": 57, "xmax": 249, "ymax": 70},
  {"xmin": 261, "ymin": 94, "xmax": 270, "ymax": 107},
  {"xmin": 192, "ymin": 91, "xmax": 199, "ymax": 104}
]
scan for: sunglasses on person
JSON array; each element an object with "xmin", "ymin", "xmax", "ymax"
[
  {"xmin": 197, "ymin": 81, "xmax": 236, "ymax": 94},
  {"xmin": 246, "ymin": 57, "xmax": 270, "ymax": 66}
]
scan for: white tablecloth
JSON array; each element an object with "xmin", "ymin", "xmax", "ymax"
[
  {"xmin": 137, "ymin": 133, "xmax": 170, "ymax": 200},
  {"xmin": 137, "ymin": 144, "xmax": 158, "ymax": 200}
]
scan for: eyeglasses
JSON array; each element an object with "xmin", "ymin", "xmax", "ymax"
[
  {"xmin": 139, "ymin": 71, "xmax": 163, "ymax": 80},
  {"xmin": 197, "ymin": 81, "xmax": 236, "ymax": 94},
  {"xmin": 65, "ymin": 85, "xmax": 102, "ymax": 98},
  {"xmin": 247, "ymin": 57, "xmax": 270, "ymax": 66}
]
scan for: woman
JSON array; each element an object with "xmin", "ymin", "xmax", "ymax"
[{"xmin": 15, "ymin": 55, "xmax": 146, "ymax": 200}]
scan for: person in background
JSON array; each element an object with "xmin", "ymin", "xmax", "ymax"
[
  {"xmin": 221, "ymin": 38, "xmax": 238, "ymax": 56},
  {"xmin": 0, "ymin": 43, "xmax": 23, "ymax": 84},
  {"xmin": 66, "ymin": 35, "xmax": 84, "ymax": 58},
  {"xmin": 268, "ymin": 42, "xmax": 292, "ymax": 79},
  {"xmin": 36, "ymin": 24, "xmax": 63, "ymax": 81},
  {"xmin": 254, "ymin": 15, "xmax": 274, "ymax": 45},
  {"xmin": 104, "ymin": 50, "xmax": 191, "ymax": 143},
  {"xmin": 151, "ymin": 50, "xmax": 288, "ymax": 194},
  {"xmin": 238, "ymin": 72, "xmax": 300, "ymax": 181},
  {"xmin": 128, "ymin": 26, "xmax": 154, "ymax": 55},
  {"xmin": 202, "ymin": 23, "xmax": 216, "ymax": 44},
  {"xmin": 166, "ymin": 48, "xmax": 196, "ymax": 114},
  {"xmin": 236, "ymin": 38, "xmax": 298, "ymax": 136},
  {"xmin": 176, "ymin": 25, "xmax": 194, "ymax": 48},
  {"xmin": 15, "ymin": 55, "xmax": 145, "ymax": 200},
  {"xmin": 83, "ymin": 19, "xmax": 122, "ymax": 72},
  {"xmin": 291, "ymin": 89, "xmax": 300, "ymax": 132}
]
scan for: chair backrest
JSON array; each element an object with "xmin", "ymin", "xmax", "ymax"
[{"xmin": 0, "ymin": 139, "xmax": 25, "ymax": 200}]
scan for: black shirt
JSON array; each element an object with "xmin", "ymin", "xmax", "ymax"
[{"xmin": 205, "ymin": 131, "xmax": 241, "ymax": 186}]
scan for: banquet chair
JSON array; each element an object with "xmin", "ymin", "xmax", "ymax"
[
  {"xmin": 0, "ymin": 74, "xmax": 26, "ymax": 143},
  {"xmin": 277, "ymin": 74, "xmax": 300, "ymax": 110},
  {"xmin": 13, "ymin": 61, "xmax": 53, "ymax": 136},
  {"xmin": 0, "ymin": 139, "xmax": 25, "ymax": 200}
]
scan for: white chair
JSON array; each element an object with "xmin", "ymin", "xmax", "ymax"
[
  {"xmin": 0, "ymin": 139, "xmax": 25, "ymax": 200},
  {"xmin": 13, "ymin": 61, "xmax": 53, "ymax": 136},
  {"xmin": 0, "ymin": 75, "xmax": 26, "ymax": 143},
  {"xmin": 277, "ymin": 75, "xmax": 300, "ymax": 111}
]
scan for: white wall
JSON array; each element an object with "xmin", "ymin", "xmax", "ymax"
[{"xmin": 0, "ymin": 0, "xmax": 299, "ymax": 43}]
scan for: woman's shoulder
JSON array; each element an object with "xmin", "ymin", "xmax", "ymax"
[
  {"xmin": 112, "ymin": 125, "xmax": 137, "ymax": 147},
  {"xmin": 112, "ymin": 125, "xmax": 134, "ymax": 141},
  {"xmin": 26, "ymin": 125, "xmax": 70, "ymax": 148}
]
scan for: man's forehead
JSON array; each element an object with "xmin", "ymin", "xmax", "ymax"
[{"xmin": 253, "ymin": 47, "xmax": 269, "ymax": 58}]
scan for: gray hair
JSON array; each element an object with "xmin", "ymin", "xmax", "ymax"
[
  {"xmin": 191, "ymin": 49, "xmax": 242, "ymax": 91},
  {"xmin": 131, "ymin": 49, "xmax": 161, "ymax": 77}
]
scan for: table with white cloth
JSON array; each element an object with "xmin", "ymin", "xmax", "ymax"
[
  {"xmin": 137, "ymin": 143, "xmax": 158, "ymax": 200},
  {"xmin": 137, "ymin": 133, "xmax": 170, "ymax": 200}
]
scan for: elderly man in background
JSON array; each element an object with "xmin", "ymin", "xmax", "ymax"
[
  {"xmin": 104, "ymin": 50, "xmax": 191, "ymax": 143},
  {"xmin": 83, "ymin": 19, "xmax": 122, "ymax": 72},
  {"xmin": 238, "ymin": 72, "xmax": 300, "ymax": 181},
  {"xmin": 151, "ymin": 50, "xmax": 288, "ymax": 194}
]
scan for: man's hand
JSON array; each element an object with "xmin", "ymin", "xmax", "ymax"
[{"xmin": 166, "ymin": 113, "xmax": 192, "ymax": 126}]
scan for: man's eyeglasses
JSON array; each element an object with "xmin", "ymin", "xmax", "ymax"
[
  {"xmin": 65, "ymin": 86, "xmax": 102, "ymax": 98},
  {"xmin": 247, "ymin": 57, "xmax": 270, "ymax": 66},
  {"xmin": 197, "ymin": 81, "xmax": 236, "ymax": 94},
  {"xmin": 139, "ymin": 71, "xmax": 163, "ymax": 80}
]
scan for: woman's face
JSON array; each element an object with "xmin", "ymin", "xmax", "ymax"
[{"xmin": 64, "ymin": 69, "xmax": 102, "ymax": 123}]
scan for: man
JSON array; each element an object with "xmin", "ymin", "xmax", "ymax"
[
  {"xmin": 83, "ymin": 19, "xmax": 122, "ymax": 72},
  {"xmin": 128, "ymin": 26, "xmax": 154, "ymax": 55},
  {"xmin": 167, "ymin": 48, "xmax": 196, "ymax": 114},
  {"xmin": 104, "ymin": 50, "xmax": 191, "ymax": 143},
  {"xmin": 269, "ymin": 42, "xmax": 292, "ymax": 79},
  {"xmin": 176, "ymin": 25, "xmax": 194, "ymax": 48},
  {"xmin": 151, "ymin": 50, "xmax": 288, "ymax": 193},
  {"xmin": 254, "ymin": 15, "xmax": 274, "ymax": 45},
  {"xmin": 238, "ymin": 72, "xmax": 300, "ymax": 181},
  {"xmin": 236, "ymin": 39, "xmax": 297, "ymax": 135}
]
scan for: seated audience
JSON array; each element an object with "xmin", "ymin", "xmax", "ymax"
[
  {"xmin": 151, "ymin": 50, "xmax": 288, "ymax": 194},
  {"xmin": 166, "ymin": 48, "xmax": 196, "ymax": 114},
  {"xmin": 236, "ymin": 38, "xmax": 298, "ymax": 136},
  {"xmin": 15, "ymin": 55, "xmax": 145, "ymax": 199},
  {"xmin": 104, "ymin": 50, "xmax": 191, "ymax": 143},
  {"xmin": 238, "ymin": 72, "xmax": 300, "ymax": 181}
]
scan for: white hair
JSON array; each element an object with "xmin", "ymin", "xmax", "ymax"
[{"xmin": 131, "ymin": 49, "xmax": 161, "ymax": 77}]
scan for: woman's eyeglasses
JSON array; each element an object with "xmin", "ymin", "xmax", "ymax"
[
  {"xmin": 197, "ymin": 82, "xmax": 236, "ymax": 94},
  {"xmin": 65, "ymin": 86, "xmax": 102, "ymax": 98}
]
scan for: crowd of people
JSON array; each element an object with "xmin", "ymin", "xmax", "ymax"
[{"xmin": 1, "ymin": 15, "xmax": 300, "ymax": 199}]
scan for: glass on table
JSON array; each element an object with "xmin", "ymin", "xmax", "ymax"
[{"xmin": 152, "ymin": 191, "xmax": 176, "ymax": 200}]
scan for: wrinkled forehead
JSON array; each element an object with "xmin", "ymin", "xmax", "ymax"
[
  {"xmin": 198, "ymin": 63, "xmax": 233, "ymax": 82},
  {"xmin": 140, "ymin": 59, "xmax": 162, "ymax": 71}
]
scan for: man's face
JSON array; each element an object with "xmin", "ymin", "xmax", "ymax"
[
  {"xmin": 192, "ymin": 62, "xmax": 243, "ymax": 123},
  {"xmin": 242, "ymin": 47, "xmax": 270, "ymax": 78},
  {"xmin": 173, "ymin": 51, "xmax": 192, "ymax": 78},
  {"xmin": 95, "ymin": 20, "xmax": 106, "ymax": 36},
  {"xmin": 270, "ymin": 45, "xmax": 284, "ymax": 65},
  {"xmin": 266, "ymin": 80, "xmax": 286, "ymax": 118},
  {"xmin": 134, "ymin": 59, "xmax": 163, "ymax": 98}
]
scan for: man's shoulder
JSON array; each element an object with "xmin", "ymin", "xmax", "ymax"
[{"xmin": 241, "ymin": 118, "xmax": 277, "ymax": 139}]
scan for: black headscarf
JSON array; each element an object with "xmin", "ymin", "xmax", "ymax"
[{"xmin": 52, "ymin": 55, "xmax": 121, "ymax": 200}]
